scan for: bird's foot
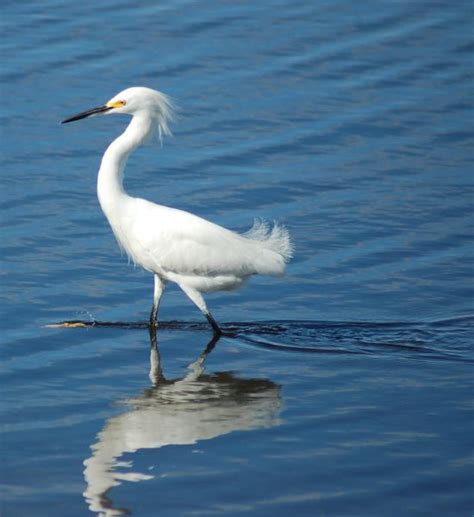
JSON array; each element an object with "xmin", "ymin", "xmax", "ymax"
[{"xmin": 206, "ymin": 314, "xmax": 222, "ymax": 336}]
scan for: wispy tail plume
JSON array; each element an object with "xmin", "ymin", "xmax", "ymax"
[{"xmin": 245, "ymin": 219, "xmax": 294, "ymax": 262}]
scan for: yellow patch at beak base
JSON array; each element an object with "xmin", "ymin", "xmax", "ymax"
[{"xmin": 106, "ymin": 100, "xmax": 126, "ymax": 109}]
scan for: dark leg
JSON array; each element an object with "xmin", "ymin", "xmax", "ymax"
[
  {"xmin": 206, "ymin": 313, "xmax": 222, "ymax": 336},
  {"xmin": 149, "ymin": 275, "xmax": 165, "ymax": 328},
  {"xmin": 179, "ymin": 284, "xmax": 223, "ymax": 336},
  {"xmin": 148, "ymin": 325, "xmax": 165, "ymax": 384},
  {"xmin": 149, "ymin": 305, "xmax": 157, "ymax": 327},
  {"xmin": 185, "ymin": 332, "xmax": 222, "ymax": 377}
]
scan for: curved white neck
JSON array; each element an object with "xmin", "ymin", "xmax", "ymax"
[{"xmin": 97, "ymin": 114, "xmax": 154, "ymax": 213}]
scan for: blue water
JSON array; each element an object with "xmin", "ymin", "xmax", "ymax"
[{"xmin": 1, "ymin": 1, "xmax": 473, "ymax": 515}]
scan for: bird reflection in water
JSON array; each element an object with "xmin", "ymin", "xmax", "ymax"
[{"xmin": 83, "ymin": 328, "xmax": 282, "ymax": 516}]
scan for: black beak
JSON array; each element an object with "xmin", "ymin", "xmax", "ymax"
[{"xmin": 62, "ymin": 105, "xmax": 113, "ymax": 124}]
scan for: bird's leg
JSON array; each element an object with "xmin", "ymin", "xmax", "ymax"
[
  {"xmin": 149, "ymin": 275, "xmax": 165, "ymax": 328},
  {"xmin": 179, "ymin": 284, "xmax": 222, "ymax": 336},
  {"xmin": 148, "ymin": 325, "xmax": 165, "ymax": 385},
  {"xmin": 205, "ymin": 313, "xmax": 222, "ymax": 336},
  {"xmin": 185, "ymin": 333, "xmax": 221, "ymax": 379}
]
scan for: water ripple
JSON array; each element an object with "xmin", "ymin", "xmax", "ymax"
[{"xmin": 45, "ymin": 316, "xmax": 474, "ymax": 363}]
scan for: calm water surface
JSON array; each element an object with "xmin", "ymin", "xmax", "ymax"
[{"xmin": 1, "ymin": 1, "xmax": 473, "ymax": 516}]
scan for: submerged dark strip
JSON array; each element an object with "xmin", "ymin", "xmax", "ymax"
[
  {"xmin": 46, "ymin": 316, "xmax": 474, "ymax": 331},
  {"xmin": 45, "ymin": 317, "xmax": 474, "ymax": 362}
]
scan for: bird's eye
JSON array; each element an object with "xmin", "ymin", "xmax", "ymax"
[{"xmin": 119, "ymin": 100, "xmax": 126, "ymax": 106}]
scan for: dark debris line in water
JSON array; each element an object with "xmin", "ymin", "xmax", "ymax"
[{"xmin": 47, "ymin": 317, "xmax": 474, "ymax": 362}]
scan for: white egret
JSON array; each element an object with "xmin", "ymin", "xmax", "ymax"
[{"xmin": 62, "ymin": 87, "xmax": 293, "ymax": 335}]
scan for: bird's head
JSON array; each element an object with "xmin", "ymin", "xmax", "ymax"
[{"xmin": 62, "ymin": 86, "xmax": 175, "ymax": 139}]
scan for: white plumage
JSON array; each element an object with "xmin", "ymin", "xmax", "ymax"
[{"xmin": 62, "ymin": 87, "xmax": 293, "ymax": 334}]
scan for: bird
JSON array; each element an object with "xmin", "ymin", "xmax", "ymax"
[{"xmin": 62, "ymin": 87, "xmax": 293, "ymax": 335}]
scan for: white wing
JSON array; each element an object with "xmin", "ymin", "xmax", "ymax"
[{"xmin": 116, "ymin": 197, "xmax": 290, "ymax": 278}]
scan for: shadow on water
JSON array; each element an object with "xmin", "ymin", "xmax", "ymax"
[
  {"xmin": 83, "ymin": 328, "xmax": 281, "ymax": 516},
  {"xmin": 50, "ymin": 316, "xmax": 474, "ymax": 363}
]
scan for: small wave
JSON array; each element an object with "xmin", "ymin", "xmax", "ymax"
[
  {"xmin": 233, "ymin": 320, "xmax": 473, "ymax": 363},
  {"xmin": 47, "ymin": 317, "xmax": 474, "ymax": 363}
]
